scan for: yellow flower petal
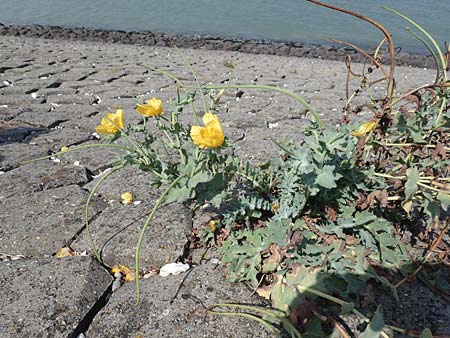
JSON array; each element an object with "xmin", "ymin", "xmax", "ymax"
[
  {"xmin": 190, "ymin": 112, "xmax": 225, "ymax": 149},
  {"xmin": 111, "ymin": 265, "xmax": 136, "ymax": 282},
  {"xmin": 56, "ymin": 247, "xmax": 76, "ymax": 258},
  {"xmin": 96, "ymin": 109, "xmax": 125, "ymax": 135},
  {"xmin": 351, "ymin": 121, "xmax": 377, "ymax": 137},
  {"xmin": 209, "ymin": 220, "xmax": 217, "ymax": 231},
  {"xmin": 136, "ymin": 98, "xmax": 164, "ymax": 117},
  {"xmin": 121, "ymin": 192, "xmax": 134, "ymax": 205},
  {"xmin": 202, "ymin": 112, "xmax": 219, "ymax": 125}
]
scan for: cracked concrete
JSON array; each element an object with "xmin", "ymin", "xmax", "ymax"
[
  {"xmin": 0, "ymin": 256, "xmax": 112, "ymax": 338},
  {"xmin": 0, "ymin": 32, "xmax": 446, "ymax": 337}
]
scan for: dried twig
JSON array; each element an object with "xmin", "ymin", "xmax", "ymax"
[{"xmin": 306, "ymin": 0, "xmax": 396, "ymax": 105}]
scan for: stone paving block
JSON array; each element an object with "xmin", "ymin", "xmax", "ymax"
[
  {"xmin": 12, "ymin": 108, "xmax": 89, "ymax": 129},
  {"xmin": 0, "ymin": 256, "xmax": 112, "ymax": 338},
  {"xmin": 26, "ymin": 126, "xmax": 93, "ymax": 149},
  {"xmin": 0, "ymin": 141, "xmax": 50, "ymax": 171},
  {"xmin": 73, "ymin": 166, "xmax": 191, "ymax": 269},
  {"xmin": 0, "ymin": 184, "xmax": 105, "ymax": 257},
  {"xmin": 0, "ymin": 161, "xmax": 89, "ymax": 198},
  {"xmin": 59, "ymin": 141, "xmax": 122, "ymax": 174},
  {"xmin": 0, "ymin": 105, "xmax": 20, "ymax": 120},
  {"xmin": 45, "ymin": 93, "xmax": 99, "ymax": 106},
  {"xmin": 86, "ymin": 262, "xmax": 273, "ymax": 338},
  {"xmin": 0, "ymin": 120, "xmax": 46, "ymax": 143}
]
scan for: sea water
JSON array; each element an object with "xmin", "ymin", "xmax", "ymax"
[{"xmin": 0, "ymin": 0, "xmax": 448, "ymax": 53}]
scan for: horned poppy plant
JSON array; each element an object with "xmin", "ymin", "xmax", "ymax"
[
  {"xmin": 190, "ymin": 112, "xmax": 225, "ymax": 149},
  {"xmin": 136, "ymin": 98, "xmax": 164, "ymax": 117},
  {"xmin": 351, "ymin": 121, "xmax": 377, "ymax": 137},
  {"xmin": 95, "ymin": 109, "xmax": 125, "ymax": 135}
]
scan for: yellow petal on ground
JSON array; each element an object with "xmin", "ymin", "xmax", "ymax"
[
  {"xmin": 190, "ymin": 112, "xmax": 225, "ymax": 149},
  {"xmin": 121, "ymin": 192, "xmax": 134, "ymax": 205},
  {"xmin": 124, "ymin": 271, "xmax": 136, "ymax": 282},
  {"xmin": 136, "ymin": 98, "xmax": 164, "ymax": 117},
  {"xmin": 111, "ymin": 265, "xmax": 136, "ymax": 282},
  {"xmin": 351, "ymin": 121, "xmax": 377, "ymax": 137},
  {"xmin": 95, "ymin": 109, "xmax": 125, "ymax": 135},
  {"xmin": 60, "ymin": 146, "xmax": 69, "ymax": 152},
  {"xmin": 56, "ymin": 247, "xmax": 77, "ymax": 258}
]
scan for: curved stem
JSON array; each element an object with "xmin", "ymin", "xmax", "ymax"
[
  {"xmin": 297, "ymin": 284, "xmax": 406, "ymax": 336},
  {"xmin": 434, "ymin": 97, "xmax": 447, "ymax": 128},
  {"xmin": 207, "ymin": 310, "xmax": 280, "ymax": 337},
  {"xmin": 142, "ymin": 65, "xmax": 201, "ymax": 124},
  {"xmin": 383, "ymin": 6, "xmax": 447, "ymax": 82},
  {"xmin": 135, "ymin": 175, "xmax": 185, "ymax": 304},
  {"xmin": 405, "ymin": 27, "xmax": 441, "ymax": 84},
  {"xmin": 20, "ymin": 143, "xmax": 133, "ymax": 165},
  {"xmin": 85, "ymin": 165, "xmax": 124, "ymax": 263},
  {"xmin": 204, "ymin": 84, "xmax": 323, "ymax": 129},
  {"xmin": 418, "ymin": 181, "xmax": 450, "ymax": 195},
  {"xmin": 185, "ymin": 59, "xmax": 209, "ymax": 115},
  {"xmin": 329, "ymin": 37, "xmax": 389, "ymax": 80},
  {"xmin": 307, "ymin": 0, "xmax": 396, "ymax": 103}
]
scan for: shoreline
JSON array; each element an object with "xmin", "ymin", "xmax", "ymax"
[{"xmin": 0, "ymin": 23, "xmax": 436, "ymax": 68}]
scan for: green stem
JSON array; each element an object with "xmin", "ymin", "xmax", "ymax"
[
  {"xmin": 434, "ymin": 97, "xmax": 447, "ymax": 128},
  {"xmin": 103, "ymin": 115, "xmax": 146, "ymax": 157},
  {"xmin": 204, "ymin": 84, "xmax": 323, "ymax": 129},
  {"xmin": 186, "ymin": 60, "xmax": 209, "ymax": 115},
  {"xmin": 135, "ymin": 175, "xmax": 185, "ymax": 304},
  {"xmin": 373, "ymin": 172, "xmax": 406, "ymax": 180},
  {"xmin": 383, "ymin": 6, "xmax": 448, "ymax": 82},
  {"xmin": 236, "ymin": 170, "xmax": 266, "ymax": 192},
  {"xmin": 85, "ymin": 166, "xmax": 124, "ymax": 263},
  {"xmin": 405, "ymin": 27, "xmax": 441, "ymax": 84},
  {"xmin": 417, "ymin": 181, "xmax": 450, "ymax": 195},
  {"xmin": 209, "ymin": 303, "xmax": 303, "ymax": 338},
  {"xmin": 142, "ymin": 65, "xmax": 201, "ymax": 124},
  {"xmin": 207, "ymin": 310, "xmax": 280, "ymax": 337},
  {"xmin": 376, "ymin": 142, "xmax": 450, "ymax": 151},
  {"xmin": 296, "ymin": 285, "xmax": 406, "ymax": 336},
  {"xmin": 20, "ymin": 143, "xmax": 133, "ymax": 165}
]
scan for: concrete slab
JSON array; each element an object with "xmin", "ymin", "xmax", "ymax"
[
  {"xmin": 0, "ymin": 185, "xmax": 105, "ymax": 257},
  {"xmin": 0, "ymin": 161, "xmax": 88, "ymax": 198},
  {"xmin": 73, "ymin": 166, "xmax": 191, "ymax": 269},
  {"xmin": 0, "ymin": 256, "xmax": 112, "ymax": 338},
  {"xmin": 86, "ymin": 262, "xmax": 273, "ymax": 338}
]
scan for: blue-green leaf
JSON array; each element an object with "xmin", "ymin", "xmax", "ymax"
[
  {"xmin": 419, "ymin": 328, "xmax": 433, "ymax": 338},
  {"xmin": 315, "ymin": 165, "xmax": 341, "ymax": 189},
  {"xmin": 405, "ymin": 167, "xmax": 419, "ymax": 200},
  {"xmin": 360, "ymin": 306, "xmax": 385, "ymax": 338}
]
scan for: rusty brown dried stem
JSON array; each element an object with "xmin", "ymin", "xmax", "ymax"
[
  {"xmin": 395, "ymin": 218, "xmax": 449, "ymax": 289},
  {"xmin": 330, "ymin": 38, "xmax": 389, "ymax": 80},
  {"xmin": 388, "ymin": 83, "xmax": 446, "ymax": 109},
  {"xmin": 306, "ymin": 0, "xmax": 396, "ymax": 107}
]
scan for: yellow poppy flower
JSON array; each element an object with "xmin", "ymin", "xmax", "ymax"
[
  {"xmin": 136, "ymin": 98, "xmax": 164, "ymax": 117},
  {"xmin": 190, "ymin": 112, "xmax": 225, "ymax": 149},
  {"xmin": 95, "ymin": 109, "xmax": 124, "ymax": 135},
  {"xmin": 351, "ymin": 121, "xmax": 377, "ymax": 137}
]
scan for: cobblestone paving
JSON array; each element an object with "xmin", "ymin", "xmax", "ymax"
[{"xmin": 0, "ymin": 34, "xmax": 443, "ymax": 337}]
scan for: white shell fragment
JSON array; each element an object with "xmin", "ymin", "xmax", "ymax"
[{"xmin": 159, "ymin": 262, "xmax": 190, "ymax": 277}]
